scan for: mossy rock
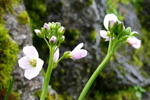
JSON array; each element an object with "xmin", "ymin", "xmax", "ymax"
[
  {"xmin": 0, "ymin": 89, "xmax": 20, "ymax": 100},
  {"xmin": 34, "ymin": 90, "xmax": 64, "ymax": 100},
  {"xmin": 17, "ymin": 11, "xmax": 30, "ymax": 24}
]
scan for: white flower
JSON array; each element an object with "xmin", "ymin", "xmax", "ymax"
[
  {"xmin": 70, "ymin": 43, "xmax": 87, "ymax": 60},
  {"xmin": 54, "ymin": 47, "xmax": 59, "ymax": 62},
  {"xmin": 127, "ymin": 37, "xmax": 141, "ymax": 49},
  {"xmin": 100, "ymin": 30, "xmax": 110, "ymax": 41},
  {"xmin": 18, "ymin": 46, "xmax": 44, "ymax": 80},
  {"xmin": 104, "ymin": 13, "xmax": 118, "ymax": 30}
]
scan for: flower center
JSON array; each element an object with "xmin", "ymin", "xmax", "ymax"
[{"xmin": 29, "ymin": 59, "xmax": 37, "ymax": 67}]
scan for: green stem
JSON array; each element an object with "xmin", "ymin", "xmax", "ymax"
[
  {"xmin": 40, "ymin": 46, "xmax": 54, "ymax": 100},
  {"xmin": 78, "ymin": 52, "xmax": 113, "ymax": 100},
  {"xmin": 5, "ymin": 78, "xmax": 13, "ymax": 100},
  {"xmin": 41, "ymin": 68, "xmax": 46, "ymax": 77}
]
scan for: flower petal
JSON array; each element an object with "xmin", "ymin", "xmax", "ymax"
[
  {"xmin": 18, "ymin": 56, "xmax": 31, "ymax": 69},
  {"xmin": 54, "ymin": 48, "xmax": 59, "ymax": 62},
  {"xmin": 127, "ymin": 37, "xmax": 141, "ymax": 49},
  {"xmin": 104, "ymin": 13, "xmax": 118, "ymax": 30},
  {"xmin": 100, "ymin": 30, "xmax": 108, "ymax": 38},
  {"xmin": 72, "ymin": 43, "xmax": 84, "ymax": 52},
  {"xmin": 71, "ymin": 49, "xmax": 87, "ymax": 60},
  {"xmin": 23, "ymin": 46, "xmax": 39, "ymax": 58},
  {"xmin": 24, "ymin": 58, "xmax": 43, "ymax": 80}
]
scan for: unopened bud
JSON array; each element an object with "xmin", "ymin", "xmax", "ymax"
[
  {"xmin": 56, "ymin": 22, "xmax": 61, "ymax": 29},
  {"xmin": 109, "ymin": 21, "xmax": 118, "ymax": 33},
  {"xmin": 63, "ymin": 51, "xmax": 72, "ymax": 59},
  {"xmin": 34, "ymin": 29, "xmax": 43, "ymax": 38},
  {"xmin": 124, "ymin": 27, "xmax": 131, "ymax": 35},
  {"xmin": 58, "ymin": 26, "xmax": 65, "ymax": 35},
  {"xmin": 49, "ymin": 36, "xmax": 57, "ymax": 43},
  {"xmin": 43, "ymin": 23, "xmax": 50, "ymax": 30},
  {"xmin": 116, "ymin": 21, "xmax": 124, "ymax": 33},
  {"xmin": 130, "ymin": 31, "xmax": 138, "ymax": 36},
  {"xmin": 60, "ymin": 36, "xmax": 65, "ymax": 43}
]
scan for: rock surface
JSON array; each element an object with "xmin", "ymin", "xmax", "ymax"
[{"xmin": 3, "ymin": 3, "xmax": 43, "ymax": 100}]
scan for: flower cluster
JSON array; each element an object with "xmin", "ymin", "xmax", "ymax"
[
  {"xmin": 18, "ymin": 22, "xmax": 87, "ymax": 80},
  {"xmin": 100, "ymin": 13, "xmax": 141, "ymax": 49}
]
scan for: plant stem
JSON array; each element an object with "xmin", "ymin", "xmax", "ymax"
[
  {"xmin": 4, "ymin": 78, "xmax": 13, "ymax": 100},
  {"xmin": 40, "ymin": 46, "xmax": 54, "ymax": 100},
  {"xmin": 78, "ymin": 52, "xmax": 113, "ymax": 100}
]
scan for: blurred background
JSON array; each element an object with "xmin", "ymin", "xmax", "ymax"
[{"xmin": 0, "ymin": 0, "xmax": 150, "ymax": 100}]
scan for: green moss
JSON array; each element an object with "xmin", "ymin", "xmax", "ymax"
[
  {"xmin": 17, "ymin": 11, "xmax": 30, "ymax": 24},
  {"xmin": 86, "ymin": 0, "xmax": 93, "ymax": 6},
  {"xmin": 102, "ymin": 90, "xmax": 137, "ymax": 100},
  {"xmin": 34, "ymin": 90, "xmax": 63, "ymax": 100},
  {"xmin": 116, "ymin": 65, "xmax": 126, "ymax": 76},
  {"xmin": 0, "ymin": 0, "xmax": 19, "ymax": 16},
  {"xmin": 89, "ymin": 29, "xmax": 97, "ymax": 42},
  {"xmin": 65, "ymin": 29, "xmax": 80, "ymax": 45},
  {"xmin": 0, "ymin": 89, "xmax": 20, "ymax": 100},
  {"xmin": 0, "ymin": 23, "xmax": 19, "ymax": 89}
]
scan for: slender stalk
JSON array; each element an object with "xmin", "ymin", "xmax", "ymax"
[
  {"xmin": 40, "ymin": 46, "xmax": 54, "ymax": 100},
  {"xmin": 78, "ymin": 52, "xmax": 113, "ymax": 100},
  {"xmin": 4, "ymin": 78, "xmax": 13, "ymax": 100}
]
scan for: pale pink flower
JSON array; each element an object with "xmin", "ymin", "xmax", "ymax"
[
  {"xmin": 100, "ymin": 30, "xmax": 110, "ymax": 41},
  {"xmin": 70, "ymin": 43, "xmax": 87, "ymax": 60},
  {"xmin": 18, "ymin": 46, "xmax": 44, "ymax": 80},
  {"xmin": 127, "ymin": 37, "xmax": 141, "ymax": 49},
  {"xmin": 104, "ymin": 13, "xmax": 118, "ymax": 30},
  {"xmin": 44, "ymin": 23, "xmax": 50, "ymax": 30},
  {"xmin": 54, "ymin": 47, "xmax": 59, "ymax": 62},
  {"xmin": 50, "ymin": 36, "xmax": 57, "ymax": 43},
  {"xmin": 34, "ymin": 29, "xmax": 41, "ymax": 35}
]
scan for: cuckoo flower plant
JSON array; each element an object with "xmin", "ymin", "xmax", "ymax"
[
  {"xmin": 78, "ymin": 13, "xmax": 141, "ymax": 100},
  {"xmin": 18, "ymin": 22, "xmax": 87, "ymax": 100}
]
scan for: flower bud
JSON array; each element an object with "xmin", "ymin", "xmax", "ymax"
[
  {"xmin": 43, "ymin": 23, "xmax": 50, "ymax": 30},
  {"xmin": 116, "ymin": 21, "xmax": 124, "ymax": 34},
  {"xmin": 130, "ymin": 31, "xmax": 138, "ymax": 36},
  {"xmin": 34, "ymin": 29, "xmax": 43, "ymax": 38},
  {"xmin": 109, "ymin": 21, "xmax": 118, "ymax": 33},
  {"xmin": 63, "ymin": 51, "xmax": 72, "ymax": 59},
  {"xmin": 58, "ymin": 26, "xmax": 65, "ymax": 35},
  {"xmin": 55, "ymin": 22, "xmax": 61, "ymax": 29},
  {"xmin": 124, "ymin": 27, "xmax": 131, "ymax": 35},
  {"xmin": 49, "ymin": 36, "xmax": 57, "ymax": 43},
  {"xmin": 60, "ymin": 36, "xmax": 65, "ymax": 43}
]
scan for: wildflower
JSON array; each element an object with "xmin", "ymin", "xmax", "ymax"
[
  {"xmin": 18, "ymin": 46, "xmax": 44, "ymax": 80},
  {"xmin": 44, "ymin": 23, "xmax": 50, "ymax": 30},
  {"xmin": 104, "ymin": 13, "xmax": 118, "ymax": 30},
  {"xmin": 49, "ymin": 36, "xmax": 57, "ymax": 43},
  {"xmin": 54, "ymin": 47, "xmax": 59, "ymax": 62},
  {"xmin": 127, "ymin": 37, "xmax": 141, "ymax": 49},
  {"xmin": 100, "ymin": 30, "xmax": 110, "ymax": 41},
  {"xmin": 70, "ymin": 43, "xmax": 87, "ymax": 60}
]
